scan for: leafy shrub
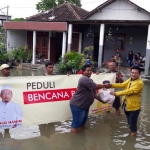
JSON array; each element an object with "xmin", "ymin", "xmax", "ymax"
[{"xmin": 58, "ymin": 51, "xmax": 84, "ymax": 73}]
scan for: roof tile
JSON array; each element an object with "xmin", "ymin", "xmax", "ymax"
[{"xmin": 26, "ymin": 1, "xmax": 88, "ymax": 22}]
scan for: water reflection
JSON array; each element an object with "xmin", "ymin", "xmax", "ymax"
[{"xmin": 0, "ymin": 69, "xmax": 43, "ymax": 77}]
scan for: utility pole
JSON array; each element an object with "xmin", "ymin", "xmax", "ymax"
[{"xmin": 7, "ymin": 5, "xmax": 9, "ymax": 21}]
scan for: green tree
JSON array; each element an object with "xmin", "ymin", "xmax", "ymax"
[
  {"xmin": 0, "ymin": 27, "xmax": 5, "ymax": 51},
  {"xmin": 36, "ymin": 0, "xmax": 82, "ymax": 12},
  {"xmin": 12, "ymin": 18, "xmax": 25, "ymax": 21}
]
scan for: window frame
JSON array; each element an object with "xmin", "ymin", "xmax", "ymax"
[{"xmin": 104, "ymin": 34, "xmax": 126, "ymax": 52}]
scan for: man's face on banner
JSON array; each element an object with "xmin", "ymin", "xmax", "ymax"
[{"xmin": 1, "ymin": 89, "xmax": 12, "ymax": 103}]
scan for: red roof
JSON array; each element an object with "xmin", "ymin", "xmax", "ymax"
[{"xmin": 27, "ymin": 1, "xmax": 88, "ymax": 22}]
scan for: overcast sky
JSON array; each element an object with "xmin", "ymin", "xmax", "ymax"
[{"xmin": 0, "ymin": 0, "xmax": 150, "ymax": 19}]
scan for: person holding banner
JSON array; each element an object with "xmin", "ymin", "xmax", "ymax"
[
  {"xmin": 43, "ymin": 61, "xmax": 55, "ymax": 76},
  {"xmin": 106, "ymin": 62, "xmax": 124, "ymax": 116},
  {"xmin": 108, "ymin": 66, "xmax": 144, "ymax": 137},
  {"xmin": 0, "ymin": 64, "xmax": 13, "ymax": 77},
  {"xmin": 0, "ymin": 85, "xmax": 22, "ymax": 129},
  {"xmin": 70, "ymin": 64, "xmax": 110, "ymax": 133}
]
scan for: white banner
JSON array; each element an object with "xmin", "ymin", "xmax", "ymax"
[{"xmin": 0, "ymin": 73, "xmax": 116, "ymax": 129}]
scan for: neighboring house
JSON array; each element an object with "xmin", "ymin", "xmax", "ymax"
[
  {"xmin": 0, "ymin": 14, "xmax": 11, "ymax": 26},
  {"xmin": 4, "ymin": 2, "xmax": 88, "ymax": 63},
  {"xmin": 3, "ymin": 0, "xmax": 150, "ymax": 75}
]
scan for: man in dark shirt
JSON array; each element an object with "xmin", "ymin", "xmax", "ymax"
[
  {"xmin": 43, "ymin": 61, "xmax": 55, "ymax": 76},
  {"xmin": 107, "ymin": 62, "xmax": 123, "ymax": 116},
  {"xmin": 70, "ymin": 64, "xmax": 110, "ymax": 133}
]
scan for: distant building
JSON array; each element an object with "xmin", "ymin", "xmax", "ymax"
[{"xmin": 0, "ymin": 14, "xmax": 11, "ymax": 26}]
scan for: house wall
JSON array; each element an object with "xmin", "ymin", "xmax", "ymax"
[
  {"xmin": 83, "ymin": 28, "xmax": 94, "ymax": 51},
  {"xmin": 82, "ymin": 25, "xmax": 148, "ymax": 66},
  {"xmin": 103, "ymin": 26, "xmax": 148, "ymax": 66},
  {"xmin": 82, "ymin": 26, "xmax": 100, "ymax": 57},
  {"xmin": 7, "ymin": 30, "xmax": 27, "ymax": 51},
  {"xmin": 88, "ymin": 0, "xmax": 150, "ymax": 20}
]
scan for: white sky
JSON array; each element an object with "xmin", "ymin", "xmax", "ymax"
[{"xmin": 0, "ymin": 0, "xmax": 150, "ymax": 19}]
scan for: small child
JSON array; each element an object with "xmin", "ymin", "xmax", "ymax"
[{"xmin": 117, "ymin": 56, "xmax": 122, "ymax": 72}]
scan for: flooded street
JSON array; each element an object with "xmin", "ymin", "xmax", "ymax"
[{"xmin": 0, "ymin": 69, "xmax": 150, "ymax": 150}]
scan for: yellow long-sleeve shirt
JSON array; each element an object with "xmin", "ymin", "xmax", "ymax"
[{"xmin": 112, "ymin": 77, "xmax": 144, "ymax": 111}]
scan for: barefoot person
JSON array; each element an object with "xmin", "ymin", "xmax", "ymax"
[
  {"xmin": 108, "ymin": 66, "xmax": 144, "ymax": 137},
  {"xmin": 70, "ymin": 64, "xmax": 110, "ymax": 133}
]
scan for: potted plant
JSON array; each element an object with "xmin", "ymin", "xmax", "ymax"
[
  {"xmin": 58, "ymin": 51, "xmax": 84, "ymax": 74},
  {"xmin": 17, "ymin": 46, "xmax": 25, "ymax": 62},
  {"xmin": 58, "ymin": 57, "xmax": 67, "ymax": 73},
  {"xmin": 26, "ymin": 49, "xmax": 32, "ymax": 63},
  {"xmin": 0, "ymin": 51, "xmax": 7, "ymax": 63}
]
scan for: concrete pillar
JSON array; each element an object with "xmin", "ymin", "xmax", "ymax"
[
  {"xmin": 32, "ymin": 31, "xmax": 36, "ymax": 64},
  {"xmin": 6, "ymin": 30, "xmax": 9, "ymax": 51},
  {"xmin": 67, "ymin": 24, "xmax": 72, "ymax": 52},
  {"xmin": 48, "ymin": 31, "xmax": 51, "ymax": 60},
  {"xmin": 145, "ymin": 25, "xmax": 150, "ymax": 75},
  {"xmin": 62, "ymin": 32, "xmax": 67, "ymax": 58},
  {"xmin": 98, "ymin": 24, "xmax": 105, "ymax": 67},
  {"xmin": 78, "ymin": 33, "xmax": 82, "ymax": 54}
]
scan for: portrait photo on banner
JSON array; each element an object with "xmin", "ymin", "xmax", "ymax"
[{"xmin": 0, "ymin": 85, "xmax": 22, "ymax": 129}]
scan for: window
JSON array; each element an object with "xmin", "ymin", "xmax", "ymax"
[{"xmin": 104, "ymin": 34, "xmax": 126, "ymax": 51}]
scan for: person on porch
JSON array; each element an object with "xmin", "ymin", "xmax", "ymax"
[{"xmin": 127, "ymin": 51, "xmax": 134, "ymax": 68}]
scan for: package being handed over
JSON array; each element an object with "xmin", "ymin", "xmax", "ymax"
[{"xmin": 97, "ymin": 89, "xmax": 115, "ymax": 105}]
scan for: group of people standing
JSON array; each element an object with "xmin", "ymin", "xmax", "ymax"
[
  {"xmin": 0, "ymin": 60, "xmax": 144, "ymax": 137},
  {"xmin": 70, "ymin": 62, "xmax": 144, "ymax": 137}
]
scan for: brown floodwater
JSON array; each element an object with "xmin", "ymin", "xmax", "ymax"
[{"xmin": 0, "ymin": 69, "xmax": 150, "ymax": 150}]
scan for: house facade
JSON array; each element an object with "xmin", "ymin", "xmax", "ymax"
[{"xmin": 3, "ymin": 0, "xmax": 150, "ymax": 75}]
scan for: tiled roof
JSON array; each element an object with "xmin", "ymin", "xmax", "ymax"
[
  {"xmin": 83, "ymin": 0, "xmax": 150, "ymax": 19},
  {"xmin": 26, "ymin": 1, "xmax": 88, "ymax": 22}
]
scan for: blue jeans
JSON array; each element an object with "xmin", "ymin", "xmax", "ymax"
[
  {"xmin": 70, "ymin": 104, "xmax": 89, "ymax": 129},
  {"xmin": 128, "ymin": 60, "xmax": 132, "ymax": 67},
  {"xmin": 124, "ymin": 109, "xmax": 140, "ymax": 133}
]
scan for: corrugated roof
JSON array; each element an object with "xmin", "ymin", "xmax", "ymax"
[
  {"xmin": 83, "ymin": 0, "xmax": 150, "ymax": 19},
  {"xmin": 26, "ymin": 1, "xmax": 88, "ymax": 22}
]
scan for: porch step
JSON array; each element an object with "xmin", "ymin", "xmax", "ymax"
[{"xmin": 30, "ymin": 64, "xmax": 45, "ymax": 70}]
